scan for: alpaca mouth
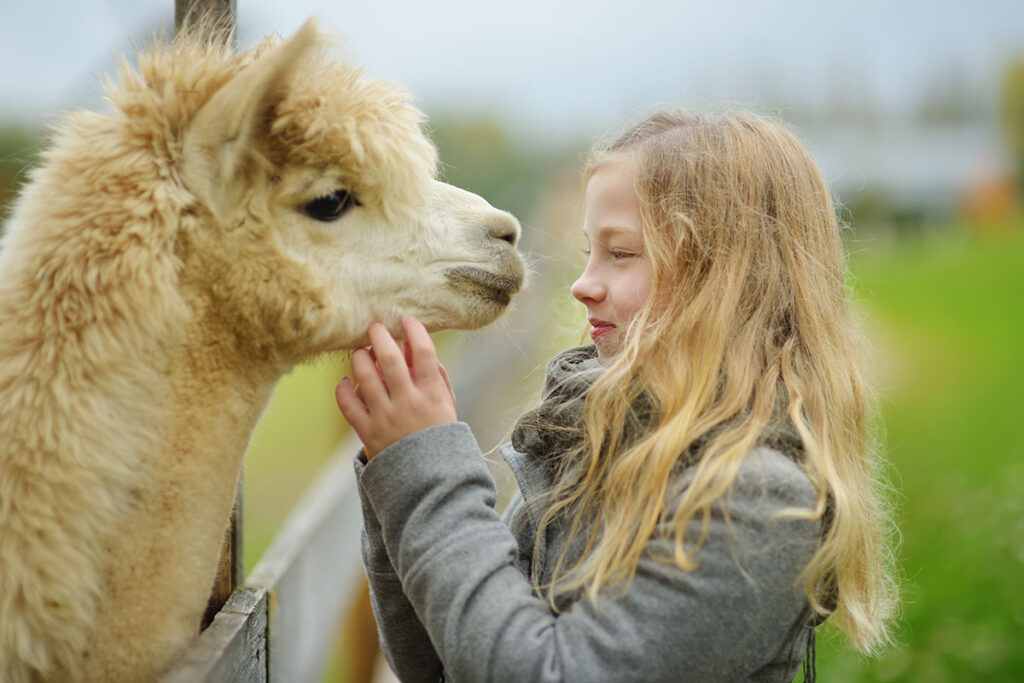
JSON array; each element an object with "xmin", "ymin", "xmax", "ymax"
[{"xmin": 445, "ymin": 266, "xmax": 522, "ymax": 306}]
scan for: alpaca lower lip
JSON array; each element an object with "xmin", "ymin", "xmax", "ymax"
[{"xmin": 445, "ymin": 266, "xmax": 522, "ymax": 305}]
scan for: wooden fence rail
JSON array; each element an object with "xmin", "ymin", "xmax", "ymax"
[{"xmin": 161, "ymin": 441, "xmax": 365, "ymax": 682}]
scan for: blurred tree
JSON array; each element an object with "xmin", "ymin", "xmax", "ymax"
[
  {"xmin": 915, "ymin": 62, "xmax": 990, "ymax": 125},
  {"xmin": 0, "ymin": 126, "xmax": 43, "ymax": 234},
  {"xmin": 1000, "ymin": 59, "xmax": 1024, "ymax": 193},
  {"xmin": 427, "ymin": 114, "xmax": 581, "ymax": 232}
]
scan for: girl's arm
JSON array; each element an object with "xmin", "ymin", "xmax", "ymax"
[
  {"xmin": 360, "ymin": 423, "xmax": 819, "ymax": 683},
  {"xmin": 354, "ymin": 451, "xmax": 444, "ymax": 682}
]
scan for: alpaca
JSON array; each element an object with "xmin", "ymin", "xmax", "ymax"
[{"xmin": 0, "ymin": 19, "xmax": 525, "ymax": 683}]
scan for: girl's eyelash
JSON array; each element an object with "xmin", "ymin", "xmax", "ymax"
[{"xmin": 580, "ymin": 247, "xmax": 637, "ymax": 259}]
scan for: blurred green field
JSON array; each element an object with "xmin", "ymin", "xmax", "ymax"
[
  {"xmin": 805, "ymin": 225, "xmax": 1024, "ymax": 681},
  {"xmin": 242, "ymin": 354, "xmax": 351, "ymax": 573}
]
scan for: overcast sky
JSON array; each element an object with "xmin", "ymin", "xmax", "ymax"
[{"xmin": 1, "ymin": 0, "xmax": 1022, "ymax": 141}]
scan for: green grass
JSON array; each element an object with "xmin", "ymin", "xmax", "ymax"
[
  {"xmin": 805, "ymin": 226, "xmax": 1024, "ymax": 681},
  {"xmin": 242, "ymin": 355, "xmax": 351, "ymax": 574}
]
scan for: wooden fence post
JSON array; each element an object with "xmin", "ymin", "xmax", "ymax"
[
  {"xmin": 175, "ymin": 0, "xmax": 237, "ymax": 36},
  {"xmin": 174, "ymin": 0, "xmax": 242, "ymax": 628},
  {"xmin": 202, "ymin": 474, "xmax": 244, "ymax": 629}
]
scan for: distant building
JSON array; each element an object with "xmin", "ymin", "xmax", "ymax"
[{"xmin": 801, "ymin": 122, "xmax": 1014, "ymax": 222}]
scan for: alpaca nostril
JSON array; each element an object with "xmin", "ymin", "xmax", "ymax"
[{"xmin": 486, "ymin": 214, "xmax": 520, "ymax": 247}]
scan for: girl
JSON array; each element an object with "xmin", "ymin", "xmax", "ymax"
[{"xmin": 336, "ymin": 109, "xmax": 897, "ymax": 682}]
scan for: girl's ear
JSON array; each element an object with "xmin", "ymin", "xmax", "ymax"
[{"xmin": 181, "ymin": 19, "xmax": 321, "ymax": 224}]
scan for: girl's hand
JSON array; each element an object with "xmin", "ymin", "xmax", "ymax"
[{"xmin": 335, "ymin": 317, "xmax": 457, "ymax": 459}]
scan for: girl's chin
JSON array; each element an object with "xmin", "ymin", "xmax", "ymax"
[
  {"xmin": 592, "ymin": 335, "xmax": 620, "ymax": 361},
  {"xmin": 588, "ymin": 323, "xmax": 622, "ymax": 360}
]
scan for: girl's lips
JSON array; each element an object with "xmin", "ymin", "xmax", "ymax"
[{"xmin": 588, "ymin": 318, "xmax": 615, "ymax": 339}]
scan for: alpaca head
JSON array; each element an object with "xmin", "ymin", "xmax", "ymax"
[{"xmin": 165, "ymin": 19, "xmax": 525, "ymax": 359}]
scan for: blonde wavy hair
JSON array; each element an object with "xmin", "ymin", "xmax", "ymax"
[{"xmin": 537, "ymin": 109, "xmax": 897, "ymax": 653}]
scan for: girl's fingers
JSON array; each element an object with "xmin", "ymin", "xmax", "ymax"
[
  {"xmin": 402, "ymin": 317, "xmax": 440, "ymax": 387},
  {"xmin": 403, "ymin": 339, "xmax": 412, "ymax": 367},
  {"xmin": 438, "ymin": 361, "xmax": 456, "ymax": 408},
  {"xmin": 350, "ymin": 347, "xmax": 389, "ymax": 408},
  {"xmin": 335, "ymin": 377, "xmax": 369, "ymax": 429},
  {"xmin": 368, "ymin": 322, "xmax": 414, "ymax": 393}
]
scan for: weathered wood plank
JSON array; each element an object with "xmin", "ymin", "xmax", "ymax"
[{"xmin": 162, "ymin": 587, "xmax": 268, "ymax": 683}]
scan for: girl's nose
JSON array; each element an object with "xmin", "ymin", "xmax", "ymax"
[{"xmin": 571, "ymin": 268, "xmax": 604, "ymax": 304}]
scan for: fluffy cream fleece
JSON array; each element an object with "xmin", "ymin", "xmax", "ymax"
[{"xmin": 0, "ymin": 19, "xmax": 523, "ymax": 682}]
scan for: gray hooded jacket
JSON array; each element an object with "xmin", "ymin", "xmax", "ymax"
[{"xmin": 354, "ymin": 346, "xmax": 820, "ymax": 683}]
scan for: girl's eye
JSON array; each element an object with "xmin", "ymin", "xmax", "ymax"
[
  {"xmin": 611, "ymin": 250, "xmax": 635, "ymax": 260},
  {"xmin": 303, "ymin": 190, "xmax": 360, "ymax": 222}
]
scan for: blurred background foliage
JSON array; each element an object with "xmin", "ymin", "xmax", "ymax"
[{"xmin": 1, "ymin": 39, "xmax": 1022, "ymax": 683}]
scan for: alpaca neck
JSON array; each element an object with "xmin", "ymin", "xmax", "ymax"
[{"xmin": 80, "ymin": 303, "xmax": 290, "ymax": 682}]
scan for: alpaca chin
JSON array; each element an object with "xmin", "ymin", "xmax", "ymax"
[{"xmin": 444, "ymin": 265, "xmax": 526, "ymax": 326}]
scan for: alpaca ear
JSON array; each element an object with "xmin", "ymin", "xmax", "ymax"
[{"xmin": 182, "ymin": 19, "xmax": 321, "ymax": 223}]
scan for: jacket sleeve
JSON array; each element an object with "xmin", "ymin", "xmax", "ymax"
[
  {"xmin": 359, "ymin": 422, "xmax": 820, "ymax": 683},
  {"xmin": 354, "ymin": 451, "xmax": 444, "ymax": 683}
]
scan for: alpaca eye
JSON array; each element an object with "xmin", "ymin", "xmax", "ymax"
[{"xmin": 303, "ymin": 190, "xmax": 360, "ymax": 222}]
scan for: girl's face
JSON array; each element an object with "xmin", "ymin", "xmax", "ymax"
[{"xmin": 571, "ymin": 160, "xmax": 652, "ymax": 360}]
